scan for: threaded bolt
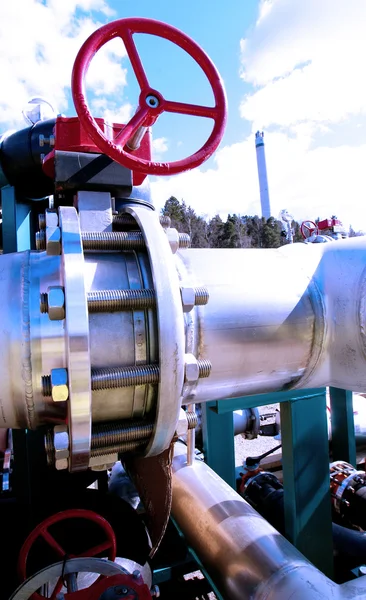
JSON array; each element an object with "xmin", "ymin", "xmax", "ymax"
[
  {"xmin": 197, "ymin": 359, "xmax": 212, "ymax": 378},
  {"xmin": 40, "ymin": 288, "xmax": 156, "ymax": 315},
  {"xmin": 42, "ymin": 364, "xmax": 159, "ymax": 397},
  {"xmin": 45, "ymin": 433, "xmax": 147, "ymax": 465},
  {"xmin": 87, "ymin": 289, "xmax": 156, "ymax": 312},
  {"xmin": 178, "ymin": 233, "xmax": 190, "ymax": 248},
  {"xmin": 41, "ymin": 375, "xmax": 52, "ymax": 396},
  {"xmin": 40, "ymin": 293, "xmax": 49, "ymax": 313},
  {"xmin": 36, "ymin": 230, "xmax": 46, "ymax": 250},
  {"xmin": 81, "ymin": 231, "xmax": 145, "ymax": 251},
  {"xmin": 90, "ymin": 365, "xmax": 160, "ymax": 390},
  {"xmin": 91, "ymin": 440, "xmax": 145, "ymax": 457},
  {"xmin": 186, "ymin": 411, "xmax": 198, "ymax": 430},
  {"xmin": 38, "ymin": 213, "xmax": 46, "ymax": 231},
  {"xmin": 112, "ymin": 213, "xmax": 136, "ymax": 226},
  {"xmin": 193, "ymin": 287, "xmax": 209, "ymax": 306},
  {"xmin": 91, "ymin": 421, "xmax": 154, "ymax": 449},
  {"xmin": 159, "ymin": 215, "xmax": 171, "ymax": 228},
  {"xmin": 44, "ymin": 429, "xmax": 54, "ymax": 466}
]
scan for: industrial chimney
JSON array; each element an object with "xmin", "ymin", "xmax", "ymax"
[{"xmin": 255, "ymin": 131, "xmax": 271, "ymax": 219}]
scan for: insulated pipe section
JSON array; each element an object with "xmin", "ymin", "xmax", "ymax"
[
  {"xmin": 178, "ymin": 237, "xmax": 366, "ymax": 403},
  {"xmin": 171, "ymin": 443, "xmax": 366, "ymax": 600}
]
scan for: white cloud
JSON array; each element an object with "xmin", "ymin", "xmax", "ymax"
[
  {"xmin": 153, "ymin": 0, "xmax": 366, "ymax": 232},
  {"xmin": 91, "ymin": 98, "xmax": 133, "ymax": 125},
  {"xmin": 151, "ymin": 132, "xmax": 366, "ymax": 230},
  {"xmin": 152, "ymin": 137, "xmax": 168, "ymax": 154},
  {"xmin": 240, "ymin": 0, "xmax": 366, "ymax": 130},
  {"xmin": 0, "ymin": 0, "xmax": 128, "ymax": 128}
]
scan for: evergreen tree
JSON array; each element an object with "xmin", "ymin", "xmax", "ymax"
[
  {"xmin": 161, "ymin": 196, "xmax": 186, "ymax": 229},
  {"xmin": 207, "ymin": 215, "xmax": 225, "ymax": 248}
]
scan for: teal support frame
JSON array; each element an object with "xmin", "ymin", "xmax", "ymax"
[
  {"xmin": 280, "ymin": 392, "xmax": 334, "ymax": 577},
  {"xmin": 329, "ymin": 387, "xmax": 356, "ymax": 466},
  {"xmin": 202, "ymin": 401, "xmax": 236, "ymax": 489},
  {"xmin": 202, "ymin": 387, "xmax": 334, "ymax": 576},
  {"xmin": 1, "ymin": 185, "xmax": 32, "ymax": 253}
]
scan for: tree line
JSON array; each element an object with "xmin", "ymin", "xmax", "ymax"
[{"xmin": 161, "ymin": 196, "xmax": 304, "ymax": 249}]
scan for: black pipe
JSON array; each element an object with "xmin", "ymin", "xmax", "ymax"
[
  {"xmin": 241, "ymin": 471, "xmax": 366, "ymax": 566},
  {"xmin": 0, "ymin": 119, "xmax": 55, "ymax": 199}
]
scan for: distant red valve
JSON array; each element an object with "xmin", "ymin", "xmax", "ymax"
[
  {"xmin": 18, "ymin": 509, "xmax": 116, "ymax": 600},
  {"xmin": 72, "ymin": 17, "xmax": 227, "ymax": 176},
  {"xmin": 300, "ymin": 220, "xmax": 318, "ymax": 240}
]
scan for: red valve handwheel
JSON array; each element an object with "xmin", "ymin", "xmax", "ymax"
[
  {"xmin": 18, "ymin": 509, "xmax": 117, "ymax": 600},
  {"xmin": 300, "ymin": 220, "xmax": 318, "ymax": 239},
  {"xmin": 72, "ymin": 17, "xmax": 227, "ymax": 176}
]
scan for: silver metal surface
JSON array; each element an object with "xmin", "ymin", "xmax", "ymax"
[
  {"xmin": 76, "ymin": 190, "xmax": 113, "ymax": 233},
  {"xmin": 123, "ymin": 205, "xmax": 185, "ymax": 456},
  {"xmin": 125, "ymin": 251, "xmax": 149, "ymax": 418},
  {"xmin": 0, "ymin": 251, "xmax": 35, "ymax": 429},
  {"xmin": 9, "ymin": 558, "xmax": 127, "ymax": 600},
  {"xmin": 171, "ymin": 442, "xmax": 366, "ymax": 600},
  {"xmin": 59, "ymin": 206, "xmax": 92, "ymax": 471},
  {"xmin": 126, "ymin": 125, "xmax": 148, "ymax": 151},
  {"xmin": 84, "ymin": 251, "xmax": 157, "ymax": 423},
  {"xmin": 176, "ymin": 239, "xmax": 366, "ymax": 403}
]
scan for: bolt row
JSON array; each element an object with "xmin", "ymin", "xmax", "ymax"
[
  {"xmin": 45, "ymin": 430, "xmax": 146, "ymax": 465},
  {"xmin": 36, "ymin": 230, "xmax": 190, "ymax": 251},
  {"xmin": 45, "ymin": 410, "xmax": 198, "ymax": 465},
  {"xmin": 42, "ymin": 359, "xmax": 211, "ymax": 398},
  {"xmin": 40, "ymin": 285, "xmax": 208, "ymax": 315}
]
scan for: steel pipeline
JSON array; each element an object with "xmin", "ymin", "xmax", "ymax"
[{"xmin": 171, "ymin": 442, "xmax": 366, "ymax": 600}]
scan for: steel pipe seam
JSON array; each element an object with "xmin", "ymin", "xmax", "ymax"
[{"xmin": 171, "ymin": 442, "xmax": 366, "ymax": 600}]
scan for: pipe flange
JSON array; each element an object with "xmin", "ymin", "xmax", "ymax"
[
  {"xmin": 121, "ymin": 205, "xmax": 185, "ymax": 456},
  {"xmin": 59, "ymin": 206, "xmax": 92, "ymax": 472}
]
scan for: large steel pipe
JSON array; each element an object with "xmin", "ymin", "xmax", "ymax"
[
  {"xmin": 171, "ymin": 443, "xmax": 366, "ymax": 600},
  {"xmin": 2, "ymin": 235, "xmax": 366, "ymax": 435},
  {"xmin": 178, "ymin": 236, "xmax": 366, "ymax": 402}
]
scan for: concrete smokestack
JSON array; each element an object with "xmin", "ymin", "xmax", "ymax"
[{"xmin": 255, "ymin": 131, "xmax": 271, "ymax": 219}]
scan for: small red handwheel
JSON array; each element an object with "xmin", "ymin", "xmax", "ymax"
[
  {"xmin": 300, "ymin": 220, "xmax": 318, "ymax": 239},
  {"xmin": 72, "ymin": 17, "xmax": 227, "ymax": 176},
  {"xmin": 18, "ymin": 509, "xmax": 117, "ymax": 600}
]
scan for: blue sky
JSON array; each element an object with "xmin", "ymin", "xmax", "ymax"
[{"xmin": 1, "ymin": 0, "xmax": 366, "ymax": 230}]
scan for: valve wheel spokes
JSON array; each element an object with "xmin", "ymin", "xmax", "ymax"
[
  {"xmin": 300, "ymin": 220, "xmax": 318, "ymax": 239},
  {"xmin": 18, "ymin": 509, "xmax": 116, "ymax": 600},
  {"xmin": 72, "ymin": 17, "xmax": 227, "ymax": 176}
]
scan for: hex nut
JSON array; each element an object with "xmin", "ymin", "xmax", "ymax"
[
  {"xmin": 180, "ymin": 287, "xmax": 195, "ymax": 313},
  {"xmin": 184, "ymin": 353, "xmax": 199, "ymax": 383},
  {"xmin": 51, "ymin": 368, "xmax": 69, "ymax": 402},
  {"xmin": 54, "ymin": 424, "xmax": 69, "ymax": 470},
  {"xmin": 46, "ymin": 225, "xmax": 61, "ymax": 256},
  {"xmin": 165, "ymin": 227, "xmax": 179, "ymax": 254},
  {"xmin": 45, "ymin": 209, "xmax": 58, "ymax": 228},
  {"xmin": 176, "ymin": 408, "xmax": 189, "ymax": 437},
  {"xmin": 48, "ymin": 286, "xmax": 65, "ymax": 321}
]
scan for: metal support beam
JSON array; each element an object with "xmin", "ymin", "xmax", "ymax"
[
  {"xmin": 280, "ymin": 391, "xmax": 334, "ymax": 577},
  {"xmin": 329, "ymin": 387, "xmax": 356, "ymax": 466},
  {"xmin": 213, "ymin": 389, "xmax": 325, "ymax": 414},
  {"xmin": 201, "ymin": 401, "xmax": 235, "ymax": 488}
]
